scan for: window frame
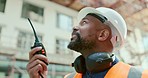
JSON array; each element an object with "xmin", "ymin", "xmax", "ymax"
[
  {"xmin": 17, "ymin": 31, "xmax": 42, "ymax": 51},
  {"xmin": 0, "ymin": 0, "xmax": 6, "ymax": 13},
  {"xmin": 57, "ymin": 13, "xmax": 73, "ymax": 31},
  {"xmin": 142, "ymin": 35, "xmax": 148, "ymax": 51},
  {"xmin": 21, "ymin": 2, "xmax": 44, "ymax": 23},
  {"xmin": 0, "ymin": 25, "xmax": 3, "ymax": 40},
  {"xmin": 55, "ymin": 38, "xmax": 73, "ymax": 55}
]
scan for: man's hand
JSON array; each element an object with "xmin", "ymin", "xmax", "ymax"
[{"xmin": 26, "ymin": 47, "xmax": 49, "ymax": 78}]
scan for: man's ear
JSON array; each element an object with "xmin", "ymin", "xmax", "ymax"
[{"xmin": 97, "ymin": 29, "xmax": 110, "ymax": 41}]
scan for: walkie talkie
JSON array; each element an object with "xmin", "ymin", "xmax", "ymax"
[
  {"xmin": 28, "ymin": 18, "xmax": 47, "ymax": 78},
  {"xmin": 28, "ymin": 18, "xmax": 46, "ymax": 56}
]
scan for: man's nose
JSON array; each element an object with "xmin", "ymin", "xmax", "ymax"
[{"xmin": 73, "ymin": 26, "xmax": 79, "ymax": 31}]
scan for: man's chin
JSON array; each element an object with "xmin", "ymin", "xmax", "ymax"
[
  {"xmin": 67, "ymin": 42, "xmax": 75, "ymax": 50},
  {"xmin": 67, "ymin": 42, "xmax": 81, "ymax": 52}
]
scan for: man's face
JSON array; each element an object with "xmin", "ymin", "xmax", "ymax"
[{"xmin": 68, "ymin": 15, "xmax": 104, "ymax": 52}]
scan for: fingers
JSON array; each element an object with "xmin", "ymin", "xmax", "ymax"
[
  {"xmin": 30, "ymin": 54, "xmax": 49, "ymax": 65},
  {"xmin": 27, "ymin": 55, "xmax": 48, "ymax": 71},
  {"xmin": 29, "ymin": 47, "xmax": 42, "ymax": 60},
  {"xmin": 27, "ymin": 60, "xmax": 48, "ymax": 78},
  {"xmin": 27, "ymin": 63, "xmax": 43, "ymax": 78},
  {"xmin": 27, "ymin": 47, "xmax": 49, "ymax": 78}
]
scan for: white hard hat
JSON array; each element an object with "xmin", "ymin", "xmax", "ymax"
[{"xmin": 77, "ymin": 7, "xmax": 127, "ymax": 51}]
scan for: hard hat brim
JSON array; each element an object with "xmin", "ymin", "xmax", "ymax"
[{"xmin": 77, "ymin": 7, "xmax": 101, "ymax": 23}]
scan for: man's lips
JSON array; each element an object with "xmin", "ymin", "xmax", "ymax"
[{"xmin": 71, "ymin": 35, "xmax": 77, "ymax": 41}]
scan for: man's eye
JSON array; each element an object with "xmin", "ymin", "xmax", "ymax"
[
  {"xmin": 82, "ymin": 21, "xmax": 87, "ymax": 24},
  {"xmin": 80, "ymin": 20, "xmax": 88, "ymax": 26}
]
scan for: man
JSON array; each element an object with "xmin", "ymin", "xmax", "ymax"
[{"xmin": 27, "ymin": 7, "xmax": 148, "ymax": 78}]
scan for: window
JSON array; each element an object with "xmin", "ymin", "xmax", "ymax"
[
  {"xmin": 17, "ymin": 31, "xmax": 42, "ymax": 51},
  {"xmin": 0, "ymin": 26, "xmax": 2, "ymax": 39},
  {"xmin": 0, "ymin": 0, "xmax": 6, "ymax": 12},
  {"xmin": 0, "ymin": 72, "xmax": 5, "ymax": 78},
  {"xmin": 0, "ymin": 27, "xmax": 1, "ymax": 33},
  {"xmin": 48, "ymin": 64, "xmax": 74, "ymax": 78},
  {"xmin": 56, "ymin": 39, "xmax": 72, "ymax": 55},
  {"xmin": 57, "ymin": 13, "xmax": 73, "ymax": 31},
  {"xmin": 143, "ymin": 36, "xmax": 148, "ymax": 51},
  {"xmin": 21, "ymin": 2, "xmax": 44, "ymax": 23}
]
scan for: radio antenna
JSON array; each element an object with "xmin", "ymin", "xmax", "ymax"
[{"xmin": 27, "ymin": 18, "xmax": 39, "ymax": 42}]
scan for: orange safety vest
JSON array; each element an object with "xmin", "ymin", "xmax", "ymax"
[{"xmin": 65, "ymin": 62, "xmax": 148, "ymax": 78}]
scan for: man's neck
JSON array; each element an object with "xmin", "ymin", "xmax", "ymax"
[
  {"xmin": 80, "ymin": 49, "xmax": 112, "ymax": 59},
  {"xmin": 79, "ymin": 42, "xmax": 113, "ymax": 59}
]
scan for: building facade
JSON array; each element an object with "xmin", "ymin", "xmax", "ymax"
[{"xmin": 0, "ymin": 0, "xmax": 79, "ymax": 78}]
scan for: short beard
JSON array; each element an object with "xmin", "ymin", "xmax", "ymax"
[{"xmin": 67, "ymin": 33, "xmax": 95, "ymax": 53}]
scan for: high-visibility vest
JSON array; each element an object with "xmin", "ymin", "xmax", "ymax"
[{"xmin": 64, "ymin": 62, "xmax": 148, "ymax": 78}]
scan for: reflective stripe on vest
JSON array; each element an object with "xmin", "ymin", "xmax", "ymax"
[
  {"xmin": 64, "ymin": 73, "xmax": 72, "ymax": 78},
  {"xmin": 70, "ymin": 62, "xmax": 148, "ymax": 78},
  {"xmin": 128, "ymin": 66, "xmax": 143, "ymax": 78},
  {"xmin": 64, "ymin": 72, "xmax": 80, "ymax": 78}
]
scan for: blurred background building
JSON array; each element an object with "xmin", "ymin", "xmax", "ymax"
[{"xmin": 0, "ymin": 0, "xmax": 147, "ymax": 78}]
